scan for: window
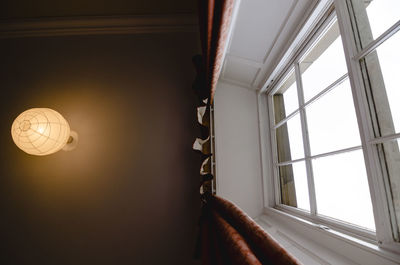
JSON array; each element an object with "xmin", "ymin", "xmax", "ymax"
[
  {"xmin": 270, "ymin": 16, "xmax": 375, "ymax": 231},
  {"xmin": 345, "ymin": 0, "xmax": 400, "ymax": 245},
  {"xmin": 265, "ymin": 0, "xmax": 400, "ymax": 250}
]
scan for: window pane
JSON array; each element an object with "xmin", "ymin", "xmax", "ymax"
[
  {"xmin": 364, "ymin": 31, "xmax": 400, "ymax": 135},
  {"xmin": 313, "ymin": 150, "xmax": 375, "ymax": 230},
  {"xmin": 283, "ymin": 83, "xmax": 298, "ymax": 117},
  {"xmin": 378, "ymin": 139, "xmax": 400, "ymax": 240},
  {"xmin": 300, "ymin": 21, "xmax": 347, "ymax": 102},
  {"xmin": 276, "ymin": 114, "xmax": 304, "ymax": 162},
  {"xmin": 366, "ymin": 0, "xmax": 400, "ymax": 40},
  {"xmin": 273, "ymin": 70, "xmax": 298, "ymax": 123},
  {"xmin": 279, "ymin": 161, "xmax": 310, "ymax": 211},
  {"xmin": 306, "ymin": 79, "xmax": 361, "ymax": 155}
]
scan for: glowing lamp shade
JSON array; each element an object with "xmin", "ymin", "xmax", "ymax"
[{"xmin": 11, "ymin": 108, "xmax": 71, "ymax": 156}]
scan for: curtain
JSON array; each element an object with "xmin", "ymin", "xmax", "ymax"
[
  {"xmin": 199, "ymin": 195, "xmax": 302, "ymax": 265},
  {"xmin": 192, "ymin": 0, "xmax": 234, "ymax": 193},
  {"xmin": 197, "ymin": 0, "xmax": 234, "ymax": 102},
  {"xmin": 193, "ymin": 2, "xmax": 302, "ymax": 264}
]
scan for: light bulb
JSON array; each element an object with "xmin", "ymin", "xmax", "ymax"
[{"xmin": 11, "ymin": 108, "xmax": 72, "ymax": 156}]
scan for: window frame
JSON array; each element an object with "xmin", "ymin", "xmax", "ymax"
[
  {"xmin": 335, "ymin": 0, "xmax": 400, "ymax": 251},
  {"xmin": 262, "ymin": 0, "xmax": 400, "ymax": 252}
]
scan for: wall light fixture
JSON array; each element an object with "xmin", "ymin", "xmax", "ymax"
[{"xmin": 11, "ymin": 108, "xmax": 78, "ymax": 156}]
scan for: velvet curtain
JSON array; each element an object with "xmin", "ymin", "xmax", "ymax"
[
  {"xmin": 192, "ymin": 0, "xmax": 234, "ymax": 193},
  {"xmin": 199, "ymin": 195, "xmax": 302, "ymax": 265},
  {"xmin": 193, "ymin": 2, "xmax": 301, "ymax": 264},
  {"xmin": 197, "ymin": 0, "xmax": 234, "ymax": 102}
]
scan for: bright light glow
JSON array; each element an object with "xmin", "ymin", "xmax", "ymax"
[
  {"xmin": 301, "ymin": 35, "xmax": 347, "ymax": 102},
  {"xmin": 298, "ymin": 29, "xmax": 374, "ymax": 229},
  {"xmin": 282, "ymin": 78, "xmax": 298, "ymax": 116},
  {"xmin": 366, "ymin": 0, "xmax": 400, "ymax": 40},
  {"xmin": 11, "ymin": 108, "xmax": 71, "ymax": 156},
  {"xmin": 313, "ymin": 150, "xmax": 375, "ymax": 230},
  {"xmin": 306, "ymin": 79, "xmax": 361, "ymax": 155},
  {"xmin": 285, "ymin": 114, "xmax": 304, "ymax": 160},
  {"xmin": 363, "ymin": 0, "xmax": 400, "ymax": 134},
  {"xmin": 369, "ymin": 30, "xmax": 400, "ymax": 134}
]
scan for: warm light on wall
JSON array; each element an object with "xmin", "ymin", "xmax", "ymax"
[{"xmin": 11, "ymin": 108, "xmax": 78, "ymax": 156}]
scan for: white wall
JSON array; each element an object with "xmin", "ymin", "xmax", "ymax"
[{"xmin": 213, "ymin": 81, "xmax": 263, "ymax": 218}]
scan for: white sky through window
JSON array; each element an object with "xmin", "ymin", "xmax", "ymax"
[
  {"xmin": 292, "ymin": 161, "xmax": 310, "ymax": 211},
  {"xmin": 370, "ymin": 30, "xmax": 400, "ymax": 134},
  {"xmin": 283, "ymin": 82, "xmax": 299, "ymax": 117},
  {"xmin": 313, "ymin": 150, "xmax": 375, "ymax": 230},
  {"xmin": 366, "ymin": 0, "xmax": 400, "ymax": 134},
  {"xmin": 286, "ymin": 114, "xmax": 304, "ymax": 161},
  {"xmin": 301, "ymin": 32, "xmax": 374, "ymax": 229},
  {"xmin": 366, "ymin": 0, "xmax": 400, "ymax": 39},
  {"xmin": 301, "ymin": 36, "xmax": 347, "ymax": 102}
]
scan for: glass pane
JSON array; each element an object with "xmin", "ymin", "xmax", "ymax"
[
  {"xmin": 364, "ymin": 31, "xmax": 400, "ymax": 135},
  {"xmin": 273, "ymin": 70, "xmax": 298, "ymax": 123},
  {"xmin": 378, "ymin": 139, "xmax": 400, "ymax": 240},
  {"xmin": 313, "ymin": 150, "xmax": 375, "ymax": 230},
  {"xmin": 276, "ymin": 114, "xmax": 304, "ymax": 162},
  {"xmin": 300, "ymin": 20, "xmax": 348, "ymax": 102},
  {"xmin": 366, "ymin": 0, "xmax": 400, "ymax": 40},
  {"xmin": 306, "ymin": 79, "xmax": 361, "ymax": 155},
  {"xmin": 279, "ymin": 161, "xmax": 310, "ymax": 211},
  {"xmin": 283, "ymin": 83, "xmax": 298, "ymax": 117}
]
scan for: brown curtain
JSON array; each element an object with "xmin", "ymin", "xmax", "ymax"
[
  {"xmin": 194, "ymin": 4, "xmax": 301, "ymax": 264},
  {"xmin": 198, "ymin": 0, "xmax": 234, "ymax": 102},
  {"xmin": 199, "ymin": 195, "xmax": 302, "ymax": 265},
  {"xmin": 192, "ymin": 0, "xmax": 234, "ymax": 194}
]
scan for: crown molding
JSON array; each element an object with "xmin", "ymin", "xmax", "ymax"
[
  {"xmin": 0, "ymin": 13, "xmax": 198, "ymax": 38},
  {"xmin": 219, "ymin": 77, "xmax": 255, "ymax": 91}
]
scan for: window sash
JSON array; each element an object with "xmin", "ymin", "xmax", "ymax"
[
  {"xmin": 353, "ymin": 20, "xmax": 400, "ymax": 61},
  {"xmin": 267, "ymin": 2, "xmax": 395, "ymax": 244},
  {"xmin": 270, "ymin": 11, "xmax": 360, "ymax": 222},
  {"xmin": 273, "ymin": 73, "xmax": 348, "ymax": 130},
  {"xmin": 335, "ymin": 0, "xmax": 400, "ymax": 249},
  {"xmin": 266, "ymin": 0, "xmax": 400, "ymax": 249},
  {"xmin": 270, "ymin": 63, "xmax": 371, "ymax": 236}
]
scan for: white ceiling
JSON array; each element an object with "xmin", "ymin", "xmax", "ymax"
[{"xmin": 220, "ymin": 0, "xmax": 318, "ymax": 90}]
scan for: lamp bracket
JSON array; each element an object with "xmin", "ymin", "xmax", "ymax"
[{"xmin": 63, "ymin": 130, "xmax": 78, "ymax": 151}]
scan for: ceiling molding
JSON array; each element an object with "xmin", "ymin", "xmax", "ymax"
[
  {"xmin": 219, "ymin": 77, "xmax": 255, "ymax": 91},
  {"xmin": 225, "ymin": 53, "xmax": 263, "ymax": 68},
  {"xmin": 0, "ymin": 14, "xmax": 198, "ymax": 38}
]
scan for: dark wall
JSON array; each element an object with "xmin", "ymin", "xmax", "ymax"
[
  {"xmin": 0, "ymin": 0, "xmax": 196, "ymax": 19},
  {"xmin": 0, "ymin": 33, "xmax": 201, "ymax": 265}
]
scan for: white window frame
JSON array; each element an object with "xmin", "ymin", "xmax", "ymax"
[
  {"xmin": 260, "ymin": 0, "xmax": 400, "ymax": 254},
  {"xmin": 335, "ymin": 0, "xmax": 400, "ymax": 252}
]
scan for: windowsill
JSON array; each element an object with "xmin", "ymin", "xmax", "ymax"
[
  {"xmin": 275, "ymin": 204, "xmax": 377, "ymax": 242},
  {"xmin": 258, "ymin": 207, "xmax": 400, "ymax": 265}
]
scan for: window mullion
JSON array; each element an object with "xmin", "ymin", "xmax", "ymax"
[
  {"xmin": 295, "ymin": 63, "xmax": 317, "ymax": 215},
  {"xmin": 353, "ymin": 19, "xmax": 400, "ymax": 61},
  {"xmin": 274, "ymin": 109, "xmax": 300, "ymax": 129},
  {"xmin": 276, "ymin": 145, "xmax": 362, "ymax": 167}
]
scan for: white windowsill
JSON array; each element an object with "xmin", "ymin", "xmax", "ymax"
[{"xmin": 256, "ymin": 207, "xmax": 400, "ymax": 265}]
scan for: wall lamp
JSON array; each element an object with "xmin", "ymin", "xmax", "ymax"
[{"xmin": 11, "ymin": 108, "xmax": 78, "ymax": 156}]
